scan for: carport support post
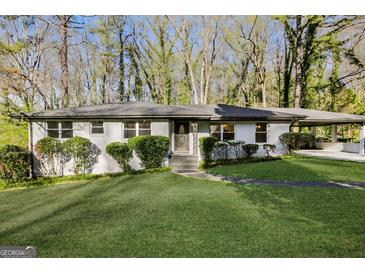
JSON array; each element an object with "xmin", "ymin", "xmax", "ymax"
[
  {"xmin": 360, "ymin": 123, "xmax": 365, "ymax": 155},
  {"xmin": 331, "ymin": 125, "xmax": 337, "ymax": 143},
  {"xmin": 311, "ymin": 126, "xmax": 316, "ymax": 138}
]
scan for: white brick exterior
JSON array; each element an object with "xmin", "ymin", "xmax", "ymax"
[{"xmin": 30, "ymin": 119, "xmax": 291, "ymax": 175}]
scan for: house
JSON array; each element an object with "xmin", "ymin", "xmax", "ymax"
[{"xmin": 12, "ymin": 101, "xmax": 365, "ymax": 175}]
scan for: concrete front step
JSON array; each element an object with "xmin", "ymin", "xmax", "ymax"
[
  {"xmin": 170, "ymin": 154, "xmax": 199, "ymax": 171},
  {"xmin": 170, "ymin": 164, "xmax": 199, "ymax": 170},
  {"xmin": 170, "ymin": 155, "xmax": 198, "ymax": 161},
  {"xmin": 172, "ymin": 169, "xmax": 200, "ymax": 173},
  {"xmin": 170, "ymin": 160, "xmax": 199, "ymax": 165}
]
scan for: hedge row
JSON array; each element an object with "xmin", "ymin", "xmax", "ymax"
[
  {"xmin": 35, "ymin": 136, "xmax": 100, "ymax": 176},
  {"xmin": 199, "ymin": 137, "xmax": 276, "ymax": 167}
]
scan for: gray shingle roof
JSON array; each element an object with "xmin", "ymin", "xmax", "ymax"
[
  {"xmin": 14, "ymin": 102, "xmax": 301, "ymax": 121},
  {"xmin": 19, "ymin": 102, "xmax": 211, "ymax": 119},
  {"xmin": 265, "ymin": 108, "xmax": 365, "ymax": 124},
  {"xmin": 183, "ymin": 104, "xmax": 302, "ymax": 120},
  {"xmin": 12, "ymin": 102, "xmax": 365, "ymax": 124}
]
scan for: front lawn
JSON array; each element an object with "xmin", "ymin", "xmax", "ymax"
[
  {"xmin": 208, "ymin": 157, "xmax": 365, "ymax": 182},
  {"xmin": 1, "ymin": 171, "xmax": 365, "ymax": 257}
]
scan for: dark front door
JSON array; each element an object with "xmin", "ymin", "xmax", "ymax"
[{"xmin": 174, "ymin": 121, "xmax": 190, "ymax": 153}]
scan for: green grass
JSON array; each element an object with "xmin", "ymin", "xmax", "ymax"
[
  {"xmin": 208, "ymin": 157, "xmax": 365, "ymax": 182},
  {"xmin": 1, "ymin": 171, "xmax": 365, "ymax": 257},
  {"xmin": 0, "ymin": 167, "xmax": 171, "ymax": 191}
]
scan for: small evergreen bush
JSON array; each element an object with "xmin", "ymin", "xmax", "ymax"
[
  {"xmin": 35, "ymin": 137, "xmax": 64, "ymax": 176},
  {"xmin": 106, "ymin": 142, "xmax": 133, "ymax": 172},
  {"xmin": 199, "ymin": 137, "xmax": 217, "ymax": 165},
  {"xmin": 279, "ymin": 132, "xmax": 315, "ymax": 154},
  {"xmin": 299, "ymin": 133, "xmax": 315, "ymax": 149},
  {"xmin": 63, "ymin": 136, "xmax": 100, "ymax": 174},
  {"xmin": 0, "ymin": 145, "xmax": 30, "ymax": 183},
  {"xmin": 227, "ymin": 140, "xmax": 245, "ymax": 159},
  {"xmin": 263, "ymin": 144, "xmax": 276, "ymax": 157},
  {"xmin": 216, "ymin": 141, "xmax": 229, "ymax": 160},
  {"xmin": 242, "ymin": 144, "xmax": 259, "ymax": 158},
  {"xmin": 131, "ymin": 136, "xmax": 170, "ymax": 169},
  {"xmin": 127, "ymin": 136, "xmax": 145, "ymax": 150}
]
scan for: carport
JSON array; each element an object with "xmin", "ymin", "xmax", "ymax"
[{"xmin": 266, "ymin": 108, "xmax": 365, "ymax": 156}]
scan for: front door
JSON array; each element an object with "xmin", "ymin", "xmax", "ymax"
[{"xmin": 174, "ymin": 121, "xmax": 190, "ymax": 153}]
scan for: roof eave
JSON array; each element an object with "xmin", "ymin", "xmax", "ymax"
[
  {"xmin": 298, "ymin": 119, "xmax": 365, "ymax": 125},
  {"xmin": 209, "ymin": 116, "xmax": 297, "ymax": 121}
]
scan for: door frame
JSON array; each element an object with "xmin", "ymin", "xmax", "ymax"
[{"xmin": 172, "ymin": 120, "xmax": 192, "ymax": 154}]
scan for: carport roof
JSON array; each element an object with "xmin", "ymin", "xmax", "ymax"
[{"xmin": 265, "ymin": 108, "xmax": 365, "ymax": 125}]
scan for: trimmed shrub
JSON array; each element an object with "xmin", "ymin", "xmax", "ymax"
[
  {"xmin": 263, "ymin": 144, "xmax": 276, "ymax": 157},
  {"xmin": 242, "ymin": 144, "xmax": 259, "ymax": 158},
  {"xmin": 216, "ymin": 141, "xmax": 229, "ymax": 160},
  {"xmin": 127, "ymin": 136, "xmax": 145, "ymax": 150},
  {"xmin": 106, "ymin": 142, "xmax": 133, "ymax": 172},
  {"xmin": 63, "ymin": 136, "xmax": 100, "ymax": 174},
  {"xmin": 279, "ymin": 132, "xmax": 300, "ymax": 154},
  {"xmin": 279, "ymin": 132, "xmax": 315, "ymax": 154},
  {"xmin": 0, "ymin": 145, "xmax": 30, "ymax": 183},
  {"xmin": 199, "ymin": 137, "xmax": 217, "ymax": 164},
  {"xmin": 227, "ymin": 140, "xmax": 245, "ymax": 159},
  {"xmin": 132, "ymin": 136, "xmax": 170, "ymax": 169},
  {"xmin": 299, "ymin": 133, "xmax": 315, "ymax": 149},
  {"xmin": 35, "ymin": 137, "xmax": 64, "ymax": 176}
]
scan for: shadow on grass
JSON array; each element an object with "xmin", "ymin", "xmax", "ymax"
[{"xmin": 0, "ymin": 175, "xmax": 136, "ymax": 240}]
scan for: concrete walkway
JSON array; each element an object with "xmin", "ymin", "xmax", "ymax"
[
  {"xmin": 174, "ymin": 170, "xmax": 223, "ymax": 181},
  {"xmin": 175, "ymin": 170, "xmax": 365, "ymax": 189},
  {"xmin": 296, "ymin": 149, "xmax": 365, "ymax": 162}
]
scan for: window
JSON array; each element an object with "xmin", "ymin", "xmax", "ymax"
[
  {"xmin": 61, "ymin": 121, "xmax": 73, "ymax": 138},
  {"xmin": 91, "ymin": 121, "xmax": 104, "ymax": 134},
  {"xmin": 47, "ymin": 121, "xmax": 59, "ymax": 138},
  {"xmin": 256, "ymin": 123, "xmax": 267, "ymax": 143},
  {"xmin": 124, "ymin": 121, "xmax": 137, "ymax": 138},
  {"xmin": 210, "ymin": 123, "xmax": 235, "ymax": 141},
  {"xmin": 138, "ymin": 120, "xmax": 151, "ymax": 136},
  {"xmin": 47, "ymin": 121, "xmax": 73, "ymax": 139},
  {"xmin": 223, "ymin": 123, "xmax": 234, "ymax": 141},
  {"xmin": 210, "ymin": 124, "xmax": 221, "ymax": 140},
  {"xmin": 123, "ymin": 120, "xmax": 151, "ymax": 138}
]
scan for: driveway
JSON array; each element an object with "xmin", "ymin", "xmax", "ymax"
[
  {"xmin": 177, "ymin": 171, "xmax": 365, "ymax": 189},
  {"xmin": 216, "ymin": 175, "xmax": 365, "ymax": 189},
  {"xmin": 296, "ymin": 149, "xmax": 365, "ymax": 162}
]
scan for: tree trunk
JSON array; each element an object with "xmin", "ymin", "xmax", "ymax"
[
  {"xmin": 294, "ymin": 15, "xmax": 303, "ymax": 108},
  {"xmin": 59, "ymin": 16, "xmax": 69, "ymax": 108},
  {"xmin": 101, "ymin": 74, "xmax": 107, "ymax": 103},
  {"xmin": 261, "ymin": 69, "xmax": 267, "ymax": 107},
  {"xmin": 118, "ymin": 28, "xmax": 125, "ymax": 102}
]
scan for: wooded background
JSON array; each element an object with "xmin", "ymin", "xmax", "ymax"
[{"xmin": 1, "ymin": 15, "xmax": 364, "ymax": 146}]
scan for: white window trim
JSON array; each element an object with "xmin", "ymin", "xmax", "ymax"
[
  {"xmin": 123, "ymin": 120, "xmax": 151, "ymax": 139},
  {"xmin": 46, "ymin": 121, "xmax": 73, "ymax": 139},
  {"xmin": 210, "ymin": 123, "xmax": 235, "ymax": 141},
  {"xmin": 90, "ymin": 121, "xmax": 104, "ymax": 136}
]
